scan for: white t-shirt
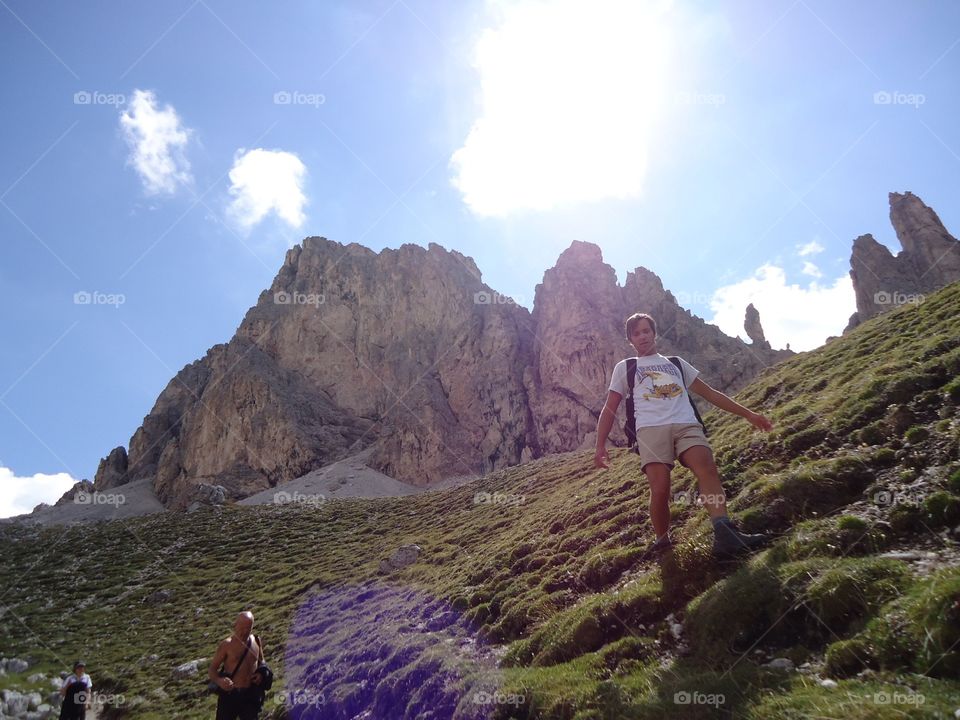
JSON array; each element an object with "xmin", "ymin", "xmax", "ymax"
[
  {"xmin": 62, "ymin": 673, "xmax": 92, "ymax": 695},
  {"xmin": 608, "ymin": 354, "xmax": 700, "ymax": 427},
  {"xmin": 62, "ymin": 673, "xmax": 92, "ymax": 688}
]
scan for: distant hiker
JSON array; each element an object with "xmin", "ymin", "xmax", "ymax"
[
  {"xmin": 58, "ymin": 661, "xmax": 92, "ymax": 720},
  {"xmin": 594, "ymin": 312, "xmax": 774, "ymax": 558},
  {"xmin": 209, "ymin": 611, "xmax": 266, "ymax": 720}
]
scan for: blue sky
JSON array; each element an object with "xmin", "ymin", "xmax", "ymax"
[{"xmin": 2, "ymin": 0, "xmax": 959, "ymax": 515}]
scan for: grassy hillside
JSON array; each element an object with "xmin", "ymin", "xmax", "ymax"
[{"xmin": 2, "ymin": 282, "xmax": 959, "ymax": 719}]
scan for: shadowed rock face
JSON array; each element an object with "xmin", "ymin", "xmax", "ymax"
[
  {"xmin": 847, "ymin": 191, "xmax": 960, "ymax": 331},
  {"xmin": 94, "ymin": 237, "xmax": 789, "ymax": 508}
]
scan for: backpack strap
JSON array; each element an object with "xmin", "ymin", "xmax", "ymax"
[
  {"xmin": 224, "ymin": 637, "xmax": 252, "ymax": 679},
  {"xmin": 623, "ymin": 358, "xmax": 639, "ymax": 454},
  {"xmin": 668, "ymin": 356, "xmax": 708, "ymax": 435}
]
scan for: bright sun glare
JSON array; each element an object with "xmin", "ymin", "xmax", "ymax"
[{"xmin": 451, "ymin": 0, "xmax": 674, "ymax": 217}]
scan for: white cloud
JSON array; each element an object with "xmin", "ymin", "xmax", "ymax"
[
  {"xmin": 709, "ymin": 264, "xmax": 855, "ymax": 351},
  {"xmin": 798, "ymin": 239, "xmax": 825, "ymax": 256},
  {"xmin": 120, "ymin": 89, "xmax": 192, "ymax": 195},
  {"xmin": 450, "ymin": 0, "xmax": 674, "ymax": 216},
  {"xmin": 801, "ymin": 261, "xmax": 822, "ymax": 278},
  {"xmin": 0, "ymin": 466, "xmax": 77, "ymax": 519},
  {"xmin": 227, "ymin": 148, "xmax": 307, "ymax": 230}
]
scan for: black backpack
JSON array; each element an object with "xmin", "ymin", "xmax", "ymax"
[{"xmin": 623, "ymin": 356, "xmax": 707, "ymax": 453}]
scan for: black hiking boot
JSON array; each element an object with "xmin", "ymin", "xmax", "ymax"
[{"xmin": 712, "ymin": 518, "xmax": 771, "ymax": 560}]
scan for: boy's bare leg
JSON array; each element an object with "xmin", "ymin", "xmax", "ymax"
[
  {"xmin": 678, "ymin": 445, "xmax": 727, "ymax": 519},
  {"xmin": 642, "ymin": 462, "xmax": 672, "ymax": 538}
]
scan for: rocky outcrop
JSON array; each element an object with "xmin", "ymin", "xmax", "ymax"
[
  {"xmin": 526, "ymin": 242, "xmax": 626, "ymax": 454},
  {"xmin": 53, "ymin": 479, "xmax": 94, "ymax": 506},
  {"xmin": 95, "ymin": 238, "xmax": 791, "ymax": 508},
  {"xmin": 847, "ymin": 192, "xmax": 960, "ymax": 330},
  {"xmin": 744, "ymin": 303, "xmax": 771, "ymax": 350},
  {"xmin": 186, "ymin": 484, "xmax": 227, "ymax": 513},
  {"xmin": 94, "ymin": 447, "xmax": 127, "ymax": 489},
  {"xmin": 378, "ymin": 544, "xmax": 422, "ymax": 573},
  {"xmin": 97, "ymin": 239, "xmax": 537, "ymax": 508}
]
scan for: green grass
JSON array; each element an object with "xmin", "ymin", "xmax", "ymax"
[{"xmin": 2, "ymin": 281, "xmax": 960, "ymax": 718}]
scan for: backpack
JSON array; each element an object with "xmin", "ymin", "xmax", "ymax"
[
  {"xmin": 251, "ymin": 635, "xmax": 273, "ymax": 710},
  {"xmin": 623, "ymin": 356, "xmax": 707, "ymax": 454}
]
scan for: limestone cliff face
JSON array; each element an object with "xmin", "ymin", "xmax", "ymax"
[
  {"xmin": 97, "ymin": 239, "xmax": 537, "ymax": 507},
  {"xmin": 526, "ymin": 242, "xmax": 627, "ymax": 455},
  {"xmin": 847, "ymin": 192, "xmax": 960, "ymax": 330},
  {"xmin": 95, "ymin": 238, "xmax": 789, "ymax": 508}
]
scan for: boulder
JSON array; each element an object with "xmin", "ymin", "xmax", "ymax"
[
  {"xmin": 172, "ymin": 660, "xmax": 202, "ymax": 679},
  {"xmin": 379, "ymin": 544, "xmax": 422, "ymax": 572}
]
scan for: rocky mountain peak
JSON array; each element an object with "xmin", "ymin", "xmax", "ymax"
[{"xmin": 846, "ymin": 192, "xmax": 960, "ymax": 331}]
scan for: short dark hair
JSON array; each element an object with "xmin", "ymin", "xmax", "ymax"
[{"xmin": 625, "ymin": 313, "xmax": 656, "ymax": 339}]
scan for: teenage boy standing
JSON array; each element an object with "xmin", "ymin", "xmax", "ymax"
[{"xmin": 594, "ymin": 313, "xmax": 773, "ymax": 558}]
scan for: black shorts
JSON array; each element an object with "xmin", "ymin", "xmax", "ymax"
[{"xmin": 216, "ymin": 687, "xmax": 261, "ymax": 720}]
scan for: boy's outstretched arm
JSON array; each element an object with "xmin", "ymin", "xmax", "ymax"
[
  {"xmin": 594, "ymin": 390, "xmax": 623, "ymax": 468},
  {"xmin": 689, "ymin": 378, "xmax": 773, "ymax": 431}
]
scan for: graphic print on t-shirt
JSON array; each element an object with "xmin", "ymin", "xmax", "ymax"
[
  {"xmin": 609, "ymin": 354, "xmax": 700, "ymax": 428},
  {"xmin": 635, "ymin": 368, "xmax": 683, "ymax": 401}
]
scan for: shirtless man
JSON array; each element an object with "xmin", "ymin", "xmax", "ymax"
[{"xmin": 208, "ymin": 611, "xmax": 263, "ymax": 720}]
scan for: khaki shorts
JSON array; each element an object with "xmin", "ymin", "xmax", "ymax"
[{"xmin": 635, "ymin": 423, "xmax": 711, "ymax": 471}]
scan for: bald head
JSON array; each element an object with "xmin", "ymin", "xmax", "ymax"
[{"xmin": 233, "ymin": 611, "xmax": 254, "ymax": 640}]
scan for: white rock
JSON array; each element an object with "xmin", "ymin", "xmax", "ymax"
[
  {"xmin": 3, "ymin": 658, "xmax": 29, "ymax": 673},
  {"xmin": 820, "ymin": 678, "xmax": 838, "ymax": 689},
  {"xmin": 381, "ymin": 544, "xmax": 422, "ymax": 571},
  {"xmin": 764, "ymin": 657, "xmax": 794, "ymax": 671},
  {"xmin": 3, "ymin": 689, "xmax": 29, "ymax": 715},
  {"xmin": 26, "ymin": 691, "xmax": 42, "ymax": 710},
  {"xmin": 172, "ymin": 660, "xmax": 201, "ymax": 679}
]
